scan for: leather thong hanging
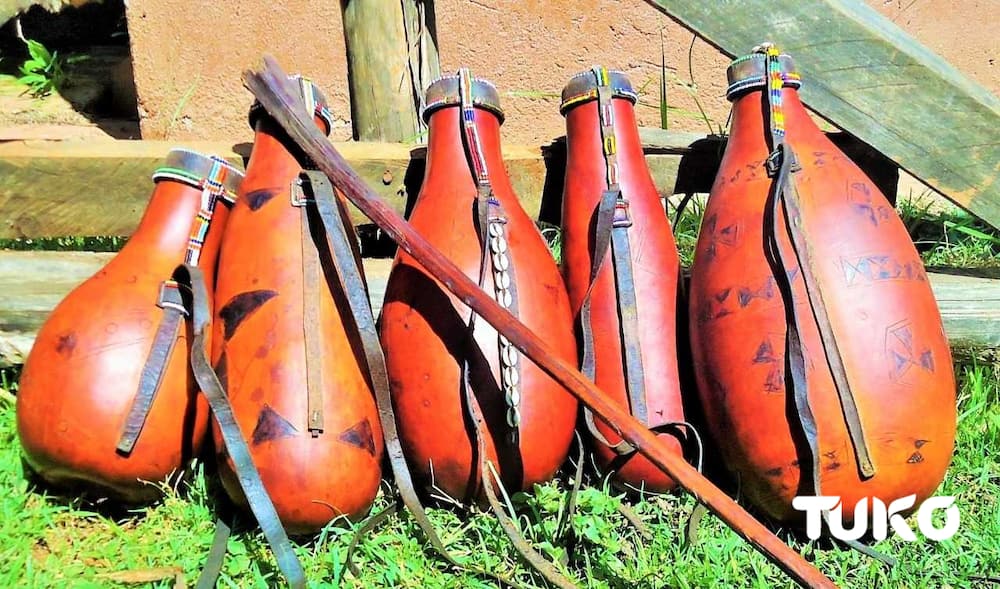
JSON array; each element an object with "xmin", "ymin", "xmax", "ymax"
[
  {"xmin": 687, "ymin": 45, "xmax": 956, "ymax": 525},
  {"xmin": 560, "ymin": 67, "xmax": 700, "ymax": 493},
  {"xmin": 17, "ymin": 149, "xmax": 241, "ymax": 504}
]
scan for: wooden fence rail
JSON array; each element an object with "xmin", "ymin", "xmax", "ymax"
[{"xmin": 0, "ymin": 130, "xmax": 895, "ymax": 239}]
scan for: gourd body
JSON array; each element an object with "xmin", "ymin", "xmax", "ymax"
[
  {"xmin": 560, "ymin": 72, "xmax": 684, "ymax": 492},
  {"xmin": 688, "ymin": 56, "xmax": 956, "ymax": 522},
  {"xmin": 380, "ymin": 78, "xmax": 578, "ymax": 501},
  {"xmin": 212, "ymin": 106, "xmax": 382, "ymax": 534},
  {"xmin": 17, "ymin": 152, "xmax": 235, "ymax": 502}
]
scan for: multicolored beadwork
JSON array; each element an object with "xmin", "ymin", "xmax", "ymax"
[{"xmin": 152, "ymin": 151, "xmax": 240, "ymax": 267}]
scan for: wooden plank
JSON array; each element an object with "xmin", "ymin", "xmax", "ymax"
[
  {"xmin": 0, "ymin": 250, "xmax": 112, "ymax": 368},
  {"xmin": 0, "ymin": 251, "xmax": 393, "ymax": 368},
  {"xmin": 0, "ymin": 130, "xmax": 893, "ymax": 239},
  {"xmin": 926, "ymin": 269, "xmax": 1000, "ymax": 358},
  {"xmin": 0, "ymin": 137, "xmax": 676, "ymax": 238},
  {"xmin": 0, "ymin": 250, "xmax": 993, "ymax": 368},
  {"xmin": 646, "ymin": 0, "xmax": 1000, "ymax": 227}
]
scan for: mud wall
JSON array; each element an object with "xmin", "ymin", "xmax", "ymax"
[{"xmin": 126, "ymin": 0, "xmax": 997, "ymax": 144}]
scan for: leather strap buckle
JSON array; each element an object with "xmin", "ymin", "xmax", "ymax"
[
  {"xmin": 290, "ymin": 175, "xmax": 314, "ymax": 207},
  {"xmin": 612, "ymin": 196, "xmax": 632, "ymax": 228},
  {"xmin": 157, "ymin": 280, "xmax": 189, "ymax": 315},
  {"xmin": 766, "ymin": 147, "xmax": 801, "ymax": 177}
]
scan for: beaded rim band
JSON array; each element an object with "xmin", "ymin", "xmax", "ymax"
[
  {"xmin": 152, "ymin": 148, "xmax": 243, "ymax": 199},
  {"xmin": 248, "ymin": 75, "xmax": 334, "ymax": 136},
  {"xmin": 422, "ymin": 73, "xmax": 505, "ymax": 124},
  {"xmin": 725, "ymin": 50, "xmax": 801, "ymax": 101},
  {"xmin": 559, "ymin": 67, "xmax": 637, "ymax": 115}
]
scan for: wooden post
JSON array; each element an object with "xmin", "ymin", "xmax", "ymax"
[
  {"xmin": 402, "ymin": 0, "xmax": 441, "ymax": 128},
  {"xmin": 341, "ymin": 0, "xmax": 440, "ymax": 142}
]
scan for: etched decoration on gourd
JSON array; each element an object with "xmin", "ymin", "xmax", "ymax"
[
  {"xmin": 379, "ymin": 70, "xmax": 578, "ymax": 502},
  {"xmin": 17, "ymin": 149, "xmax": 242, "ymax": 503},
  {"xmin": 560, "ymin": 67, "xmax": 696, "ymax": 493},
  {"xmin": 688, "ymin": 46, "xmax": 956, "ymax": 522},
  {"xmin": 211, "ymin": 78, "xmax": 382, "ymax": 534}
]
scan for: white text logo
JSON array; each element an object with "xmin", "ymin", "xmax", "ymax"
[{"xmin": 791, "ymin": 495, "xmax": 959, "ymax": 541}]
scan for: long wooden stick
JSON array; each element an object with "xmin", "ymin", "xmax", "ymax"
[{"xmin": 243, "ymin": 55, "xmax": 838, "ymax": 589}]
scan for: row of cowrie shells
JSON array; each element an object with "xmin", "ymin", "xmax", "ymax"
[{"xmin": 489, "ymin": 219, "xmax": 521, "ymax": 429}]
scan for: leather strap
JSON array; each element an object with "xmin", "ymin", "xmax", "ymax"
[
  {"xmin": 292, "ymin": 178, "xmax": 326, "ymax": 436},
  {"xmin": 116, "ymin": 281, "xmax": 187, "ymax": 454},
  {"xmin": 457, "ymin": 67, "xmax": 524, "ymax": 434},
  {"xmin": 765, "ymin": 144, "xmax": 892, "ymax": 566},
  {"xmin": 608, "ymin": 200, "xmax": 645, "ymax": 425},
  {"xmin": 117, "ymin": 157, "xmax": 235, "ymax": 455},
  {"xmin": 760, "ymin": 43, "xmax": 874, "ymax": 480},
  {"xmin": 579, "ymin": 66, "xmax": 652, "ymax": 454},
  {"xmin": 194, "ymin": 518, "xmax": 231, "ymax": 589},
  {"xmin": 300, "ymin": 170, "xmax": 517, "ymax": 587},
  {"xmin": 172, "ymin": 263, "xmax": 306, "ymax": 589}
]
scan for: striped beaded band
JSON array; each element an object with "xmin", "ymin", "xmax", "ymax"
[
  {"xmin": 725, "ymin": 50, "xmax": 801, "ymax": 101},
  {"xmin": 559, "ymin": 67, "xmax": 637, "ymax": 115},
  {"xmin": 152, "ymin": 149, "xmax": 243, "ymax": 199},
  {"xmin": 152, "ymin": 149, "xmax": 244, "ymax": 266},
  {"xmin": 422, "ymin": 73, "xmax": 504, "ymax": 124},
  {"xmin": 248, "ymin": 75, "xmax": 334, "ymax": 136},
  {"xmin": 459, "ymin": 69, "xmax": 492, "ymax": 188}
]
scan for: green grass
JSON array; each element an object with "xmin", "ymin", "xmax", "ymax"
[
  {"xmin": 0, "ymin": 235, "xmax": 126, "ymax": 252},
  {"xmin": 0, "ymin": 362, "xmax": 997, "ymax": 588},
  {"xmin": 899, "ymin": 197, "xmax": 1000, "ymax": 269}
]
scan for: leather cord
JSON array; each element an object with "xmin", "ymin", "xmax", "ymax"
[
  {"xmin": 116, "ymin": 281, "xmax": 187, "ymax": 454},
  {"xmin": 172, "ymin": 263, "xmax": 307, "ymax": 589},
  {"xmin": 297, "ymin": 170, "xmax": 518, "ymax": 587}
]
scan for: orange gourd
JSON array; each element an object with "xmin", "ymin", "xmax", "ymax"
[
  {"xmin": 17, "ymin": 149, "xmax": 241, "ymax": 503},
  {"xmin": 688, "ymin": 48, "xmax": 956, "ymax": 522},
  {"xmin": 379, "ymin": 71, "xmax": 578, "ymax": 502},
  {"xmin": 211, "ymin": 79, "xmax": 382, "ymax": 534}
]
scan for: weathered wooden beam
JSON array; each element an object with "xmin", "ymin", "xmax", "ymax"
[
  {"xmin": 0, "ymin": 131, "xmax": 893, "ymax": 240},
  {"xmin": 926, "ymin": 269, "xmax": 1000, "ymax": 361},
  {"xmin": 645, "ymin": 0, "xmax": 1000, "ymax": 228},
  {"xmin": 341, "ymin": 0, "xmax": 430, "ymax": 142},
  {"xmin": 0, "ymin": 250, "xmax": 992, "ymax": 368},
  {"xmin": 0, "ymin": 250, "xmax": 111, "ymax": 368}
]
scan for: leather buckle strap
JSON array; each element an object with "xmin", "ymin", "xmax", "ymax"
[
  {"xmin": 157, "ymin": 280, "xmax": 189, "ymax": 314},
  {"xmin": 174, "ymin": 263, "xmax": 307, "ymax": 589},
  {"xmin": 116, "ymin": 280, "xmax": 190, "ymax": 455},
  {"xmin": 293, "ymin": 174, "xmax": 326, "ymax": 436},
  {"xmin": 579, "ymin": 66, "xmax": 652, "ymax": 450},
  {"xmin": 612, "ymin": 197, "xmax": 632, "ymax": 228}
]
